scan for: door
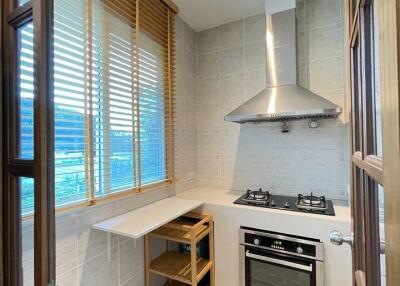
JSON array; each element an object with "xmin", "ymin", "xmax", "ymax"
[
  {"xmin": 2, "ymin": 0, "xmax": 55, "ymax": 285},
  {"xmin": 330, "ymin": 0, "xmax": 400, "ymax": 286},
  {"xmin": 349, "ymin": 1, "xmax": 384, "ymax": 285}
]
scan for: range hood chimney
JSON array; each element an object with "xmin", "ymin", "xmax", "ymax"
[{"xmin": 224, "ymin": 4, "xmax": 342, "ymax": 124}]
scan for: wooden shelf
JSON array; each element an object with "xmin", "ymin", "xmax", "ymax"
[
  {"xmin": 149, "ymin": 212, "xmax": 212, "ymax": 243},
  {"xmin": 146, "ymin": 212, "xmax": 214, "ymax": 286},
  {"xmin": 149, "ymin": 251, "xmax": 212, "ymax": 284},
  {"xmin": 149, "ymin": 224, "xmax": 209, "ymax": 243}
]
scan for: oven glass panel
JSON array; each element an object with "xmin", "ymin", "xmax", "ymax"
[{"xmin": 248, "ymin": 258, "xmax": 311, "ymax": 286}]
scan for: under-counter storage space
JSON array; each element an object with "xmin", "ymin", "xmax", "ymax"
[{"xmin": 145, "ymin": 212, "xmax": 215, "ymax": 286}]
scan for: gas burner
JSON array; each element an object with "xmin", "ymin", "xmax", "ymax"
[
  {"xmin": 234, "ymin": 189, "xmax": 335, "ymax": 216},
  {"xmin": 242, "ymin": 188, "xmax": 271, "ymax": 203},
  {"xmin": 296, "ymin": 193, "xmax": 328, "ymax": 211}
]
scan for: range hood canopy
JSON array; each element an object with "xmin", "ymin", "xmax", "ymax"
[{"xmin": 224, "ymin": 7, "xmax": 342, "ymax": 124}]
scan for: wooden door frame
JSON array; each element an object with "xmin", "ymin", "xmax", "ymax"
[
  {"xmin": 348, "ymin": 0, "xmax": 384, "ymax": 285},
  {"xmin": 378, "ymin": 0, "xmax": 400, "ymax": 285},
  {"xmin": 347, "ymin": 0, "xmax": 400, "ymax": 285},
  {"xmin": 1, "ymin": 0, "xmax": 55, "ymax": 285}
]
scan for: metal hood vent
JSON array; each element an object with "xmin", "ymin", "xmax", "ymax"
[{"xmin": 224, "ymin": 8, "xmax": 342, "ymax": 124}]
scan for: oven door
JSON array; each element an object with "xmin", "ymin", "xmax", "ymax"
[{"xmin": 240, "ymin": 245, "xmax": 322, "ymax": 286}]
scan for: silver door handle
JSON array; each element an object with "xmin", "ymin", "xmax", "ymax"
[
  {"xmin": 245, "ymin": 250, "xmax": 313, "ymax": 272},
  {"xmin": 330, "ymin": 230, "xmax": 354, "ymax": 246},
  {"xmin": 380, "ymin": 240, "xmax": 385, "ymax": 254}
]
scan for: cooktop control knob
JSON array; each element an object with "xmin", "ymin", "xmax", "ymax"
[
  {"xmin": 254, "ymin": 238, "xmax": 260, "ymax": 245},
  {"xmin": 296, "ymin": 246, "xmax": 304, "ymax": 254},
  {"xmin": 284, "ymin": 202, "xmax": 290, "ymax": 208}
]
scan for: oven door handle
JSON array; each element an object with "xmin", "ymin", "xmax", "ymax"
[{"xmin": 245, "ymin": 250, "xmax": 313, "ymax": 272}]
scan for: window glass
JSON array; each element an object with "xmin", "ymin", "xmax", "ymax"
[
  {"xmin": 20, "ymin": 177, "xmax": 34, "ymax": 284},
  {"xmin": 53, "ymin": 0, "xmax": 88, "ymax": 206},
  {"xmin": 139, "ymin": 33, "xmax": 167, "ymax": 185},
  {"xmin": 18, "ymin": 23, "xmax": 34, "ymax": 159},
  {"xmin": 92, "ymin": 0, "xmax": 136, "ymax": 195},
  {"xmin": 18, "ymin": 0, "xmax": 30, "ymax": 6},
  {"xmin": 378, "ymin": 184, "xmax": 386, "ymax": 285},
  {"xmin": 35, "ymin": 0, "xmax": 169, "ymax": 209},
  {"xmin": 351, "ymin": 37, "xmax": 362, "ymax": 153},
  {"xmin": 373, "ymin": 0, "xmax": 382, "ymax": 157}
]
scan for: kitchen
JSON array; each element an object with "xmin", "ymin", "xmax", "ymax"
[{"xmin": 1, "ymin": 0, "xmax": 398, "ymax": 286}]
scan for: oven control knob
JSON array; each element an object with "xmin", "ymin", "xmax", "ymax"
[
  {"xmin": 284, "ymin": 202, "xmax": 290, "ymax": 208},
  {"xmin": 296, "ymin": 246, "xmax": 304, "ymax": 254},
  {"xmin": 254, "ymin": 238, "xmax": 260, "ymax": 245},
  {"xmin": 270, "ymin": 200, "xmax": 276, "ymax": 207}
]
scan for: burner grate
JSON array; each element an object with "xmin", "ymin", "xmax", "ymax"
[
  {"xmin": 296, "ymin": 192, "xmax": 328, "ymax": 210},
  {"xmin": 242, "ymin": 188, "xmax": 271, "ymax": 203}
]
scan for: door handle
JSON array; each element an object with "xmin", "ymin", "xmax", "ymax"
[
  {"xmin": 380, "ymin": 240, "xmax": 386, "ymax": 254},
  {"xmin": 245, "ymin": 250, "xmax": 313, "ymax": 272},
  {"xmin": 329, "ymin": 230, "xmax": 354, "ymax": 246}
]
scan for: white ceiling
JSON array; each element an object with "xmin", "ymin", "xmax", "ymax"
[{"xmin": 174, "ymin": 0, "xmax": 265, "ymax": 32}]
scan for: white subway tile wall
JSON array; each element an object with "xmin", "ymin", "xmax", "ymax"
[
  {"xmin": 195, "ymin": 0, "xmax": 349, "ymax": 201},
  {"xmin": 21, "ymin": 16, "xmax": 196, "ymax": 286}
]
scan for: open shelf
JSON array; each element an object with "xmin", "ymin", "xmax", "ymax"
[
  {"xmin": 149, "ymin": 251, "xmax": 212, "ymax": 284},
  {"xmin": 146, "ymin": 212, "xmax": 214, "ymax": 286},
  {"xmin": 149, "ymin": 212, "xmax": 212, "ymax": 244},
  {"xmin": 150, "ymin": 224, "xmax": 209, "ymax": 243}
]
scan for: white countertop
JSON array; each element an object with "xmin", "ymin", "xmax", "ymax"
[
  {"xmin": 91, "ymin": 188, "xmax": 352, "ymax": 285},
  {"xmin": 176, "ymin": 187, "xmax": 351, "ymax": 222},
  {"xmin": 91, "ymin": 197, "xmax": 203, "ymax": 239}
]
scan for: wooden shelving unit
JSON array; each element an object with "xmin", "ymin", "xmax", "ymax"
[{"xmin": 145, "ymin": 212, "xmax": 215, "ymax": 286}]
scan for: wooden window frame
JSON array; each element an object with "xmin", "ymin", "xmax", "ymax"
[{"xmin": 2, "ymin": 0, "xmax": 55, "ymax": 285}]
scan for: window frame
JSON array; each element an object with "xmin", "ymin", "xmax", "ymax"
[
  {"xmin": 19, "ymin": 0, "xmax": 177, "ymax": 217},
  {"xmin": 2, "ymin": 0, "xmax": 56, "ymax": 285}
]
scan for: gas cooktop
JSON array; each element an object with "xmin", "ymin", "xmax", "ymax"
[{"xmin": 233, "ymin": 189, "xmax": 335, "ymax": 216}]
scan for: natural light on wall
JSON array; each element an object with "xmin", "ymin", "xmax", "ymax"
[{"xmin": 20, "ymin": 0, "xmax": 176, "ymax": 214}]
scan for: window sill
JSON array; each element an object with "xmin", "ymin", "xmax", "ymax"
[{"xmin": 22, "ymin": 178, "xmax": 174, "ymax": 221}]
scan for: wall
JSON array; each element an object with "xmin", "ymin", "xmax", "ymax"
[
  {"xmin": 174, "ymin": 16, "xmax": 197, "ymax": 193},
  {"xmin": 21, "ymin": 16, "xmax": 197, "ymax": 286},
  {"xmin": 195, "ymin": 0, "xmax": 349, "ymax": 200}
]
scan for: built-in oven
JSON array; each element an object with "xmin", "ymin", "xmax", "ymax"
[{"xmin": 240, "ymin": 227, "xmax": 324, "ymax": 286}]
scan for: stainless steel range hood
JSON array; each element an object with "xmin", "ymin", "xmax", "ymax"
[{"xmin": 224, "ymin": 8, "xmax": 342, "ymax": 123}]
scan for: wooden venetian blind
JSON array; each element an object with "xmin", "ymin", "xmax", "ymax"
[{"xmin": 52, "ymin": 0, "xmax": 176, "ymax": 207}]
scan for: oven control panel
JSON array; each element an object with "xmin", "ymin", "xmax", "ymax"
[{"xmin": 242, "ymin": 228, "xmax": 321, "ymax": 258}]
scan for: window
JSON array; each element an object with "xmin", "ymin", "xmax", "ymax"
[
  {"xmin": 21, "ymin": 0, "xmax": 176, "ymax": 214},
  {"xmin": 18, "ymin": 22, "xmax": 34, "ymax": 160}
]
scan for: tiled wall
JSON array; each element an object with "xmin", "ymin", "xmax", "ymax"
[
  {"xmin": 195, "ymin": 0, "xmax": 349, "ymax": 200},
  {"xmin": 21, "ymin": 16, "xmax": 196, "ymax": 286},
  {"xmin": 296, "ymin": 0, "xmax": 345, "ymax": 109},
  {"xmin": 174, "ymin": 17, "xmax": 197, "ymax": 193},
  {"xmin": 22, "ymin": 187, "xmax": 173, "ymax": 286}
]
